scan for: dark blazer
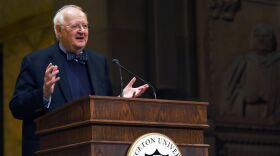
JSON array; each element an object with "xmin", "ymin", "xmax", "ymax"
[{"xmin": 9, "ymin": 42, "xmax": 112, "ymax": 156}]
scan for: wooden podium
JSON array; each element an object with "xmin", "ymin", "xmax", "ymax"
[{"xmin": 35, "ymin": 96, "xmax": 209, "ymax": 156}]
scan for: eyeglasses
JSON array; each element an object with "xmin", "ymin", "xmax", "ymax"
[{"xmin": 61, "ymin": 23, "xmax": 89, "ymax": 31}]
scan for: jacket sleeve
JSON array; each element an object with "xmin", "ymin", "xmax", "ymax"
[{"xmin": 9, "ymin": 56, "xmax": 47, "ymax": 120}]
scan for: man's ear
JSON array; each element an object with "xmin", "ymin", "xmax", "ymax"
[{"xmin": 55, "ymin": 25, "xmax": 62, "ymax": 38}]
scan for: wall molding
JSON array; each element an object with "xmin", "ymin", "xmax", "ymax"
[{"xmin": 245, "ymin": 0, "xmax": 280, "ymax": 5}]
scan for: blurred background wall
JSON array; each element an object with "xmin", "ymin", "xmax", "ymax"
[
  {"xmin": 1, "ymin": 0, "xmax": 280, "ymax": 156},
  {"xmin": 0, "ymin": 1, "xmax": 54, "ymax": 155}
]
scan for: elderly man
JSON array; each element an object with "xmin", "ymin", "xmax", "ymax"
[{"xmin": 10, "ymin": 5, "xmax": 149, "ymax": 156}]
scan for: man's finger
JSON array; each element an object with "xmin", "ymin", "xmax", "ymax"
[
  {"xmin": 127, "ymin": 77, "xmax": 136, "ymax": 87},
  {"xmin": 132, "ymin": 91, "xmax": 136, "ymax": 98},
  {"xmin": 47, "ymin": 63, "xmax": 53, "ymax": 69},
  {"xmin": 135, "ymin": 84, "xmax": 149, "ymax": 97},
  {"xmin": 137, "ymin": 84, "xmax": 149, "ymax": 89},
  {"xmin": 136, "ymin": 88, "xmax": 146, "ymax": 97},
  {"xmin": 51, "ymin": 69, "xmax": 60, "ymax": 77},
  {"xmin": 45, "ymin": 76, "xmax": 60, "ymax": 87},
  {"xmin": 45, "ymin": 65, "xmax": 59, "ymax": 80},
  {"xmin": 50, "ymin": 76, "xmax": 60, "ymax": 85},
  {"xmin": 45, "ymin": 64, "xmax": 55, "ymax": 75}
]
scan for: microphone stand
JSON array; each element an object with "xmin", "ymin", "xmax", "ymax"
[{"xmin": 116, "ymin": 61, "xmax": 124, "ymax": 97}]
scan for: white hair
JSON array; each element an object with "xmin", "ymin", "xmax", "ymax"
[{"xmin": 53, "ymin": 5, "xmax": 87, "ymax": 39}]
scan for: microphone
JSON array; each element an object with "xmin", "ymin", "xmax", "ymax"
[
  {"xmin": 112, "ymin": 59, "xmax": 157, "ymax": 99},
  {"xmin": 112, "ymin": 59, "xmax": 124, "ymax": 97}
]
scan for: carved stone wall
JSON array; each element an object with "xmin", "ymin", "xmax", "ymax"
[
  {"xmin": 197, "ymin": 0, "xmax": 280, "ymax": 155},
  {"xmin": 197, "ymin": 0, "xmax": 280, "ymax": 117}
]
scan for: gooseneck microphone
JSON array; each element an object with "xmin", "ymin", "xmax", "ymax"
[
  {"xmin": 113, "ymin": 59, "xmax": 124, "ymax": 97},
  {"xmin": 112, "ymin": 59, "xmax": 157, "ymax": 99}
]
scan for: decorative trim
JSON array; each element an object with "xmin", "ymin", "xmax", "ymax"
[
  {"xmin": 36, "ymin": 140, "xmax": 209, "ymax": 154},
  {"xmin": 244, "ymin": 0, "xmax": 280, "ymax": 5},
  {"xmin": 36, "ymin": 119, "xmax": 209, "ymax": 135},
  {"xmin": 210, "ymin": 0, "xmax": 241, "ymax": 21}
]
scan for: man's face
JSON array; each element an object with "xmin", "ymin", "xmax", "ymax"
[{"xmin": 56, "ymin": 8, "xmax": 89, "ymax": 54}]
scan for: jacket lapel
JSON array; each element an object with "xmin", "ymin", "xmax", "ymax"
[
  {"xmin": 86, "ymin": 50, "xmax": 101, "ymax": 95},
  {"xmin": 50, "ymin": 44, "xmax": 72, "ymax": 102}
]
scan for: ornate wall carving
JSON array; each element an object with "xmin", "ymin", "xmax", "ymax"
[
  {"xmin": 210, "ymin": 0, "xmax": 241, "ymax": 21},
  {"xmin": 199, "ymin": 0, "xmax": 280, "ymax": 155}
]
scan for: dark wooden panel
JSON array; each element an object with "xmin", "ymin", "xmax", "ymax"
[
  {"xmin": 39, "ymin": 125, "xmax": 204, "ymax": 150},
  {"xmin": 36, "ymin": 96, "xmax": 208, "ymax": 132},
  {"xmin": 36, "ymin": 96, "xmax": 209, "ymax": 156},
  {"xmin": 37, "ymin": 142, "xmax": 208, "ymax": 156},
  {"xmin": 37, "ymin": 143, "xmax": 92, "ymax": 156}
]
